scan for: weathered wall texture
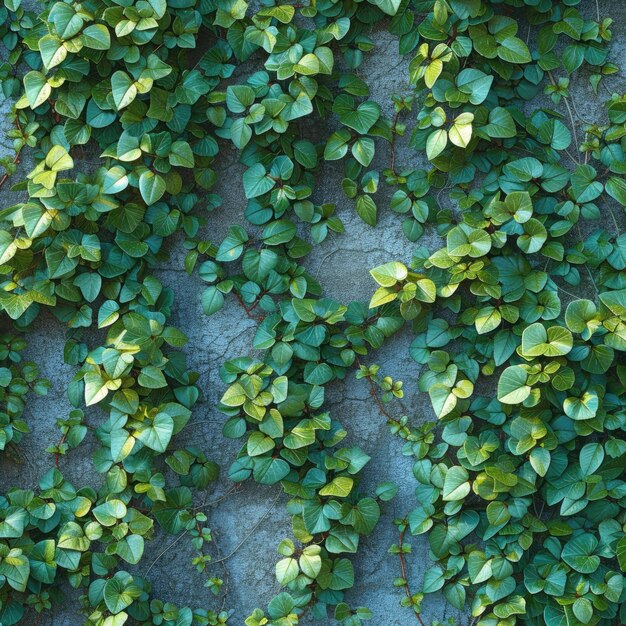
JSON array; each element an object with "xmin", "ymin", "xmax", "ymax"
[{"xmin": 1, "ymin": 2, "xmax": 626, "ymax": 624}]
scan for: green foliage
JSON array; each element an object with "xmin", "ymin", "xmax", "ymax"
[
  {"xmin": 0, "ymin": 0, "xmax": 403, "ymax": 619},
  {"xmin": 1, "ymin": 0, "xmax": 626, "ymax": 622},
  {"xmin": 219, "ymin": 295, "xmax": 398, "ymax": 618},
  {"xmin": 362, "ymin": 1, "xmax": 626, "ymax": 625},
  {"xmin": 0, "ymin": 333, "xmax": 48, "ymax": 453}
]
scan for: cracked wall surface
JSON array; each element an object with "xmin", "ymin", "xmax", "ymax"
[{"xmin": 2, "ymin": 3, "xmax": 626, "ymax": 625}]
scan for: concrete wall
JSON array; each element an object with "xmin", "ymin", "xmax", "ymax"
[{"xmin": 1, "ymin": 3, "xmax": 626, "ymax": 624}]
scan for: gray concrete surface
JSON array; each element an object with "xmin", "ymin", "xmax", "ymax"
[{"xmin": 1, "ymin": 3, "xmax": 626, "ymax": 625}]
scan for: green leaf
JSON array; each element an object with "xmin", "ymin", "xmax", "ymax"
[
  {"xmin": 319, "ymin": 477, "xmax": 354, "ymax": 497},
  {"xmin": 467, "ymin": 551, "xmax": 492, "ymax": 584},
  {"xmin": 84, "ymin": 371, "xmax": 109, "ymax": 406},
  {"xmin": 23, "ymin": 71, "xmax": 51, "ymax": 109},
  {"xmin": 324, "ymin": 130, "xmax": 350, "ymax": 160},
  {"xmin": 169, "ymin": 141, "xmax": 194, "ymax": 168},
  {"xmin": 355, "ymin": 194, "xmax": 377, "ymax": 226},
  {"xmin": 493, "ymin": 596, "xmax": 526, "ymax": 619},
  {"xmin": 457, "ymin": 68, "xmax": 493, "ymax": 105},
  {"xmin": 216, "ymin": 225, "xmax": 248, "ymax": 262},
  {"xmin": 561, "ymin": 534, "xmax": 599, "ymax": 574},
  {"xmin": 230, "ymin": 118, "xmax": 252, "ymax": 149},
  {"xmin": 606, "ymin": 176, "xmax": 626, "ymax": 206},
  {"xmin": 111, "ymin": 71, "xmax": 137, "ymax": 110},
  {"xmin": 565, "ymin": 299, "xmax": 598, "ymax": 336},
  {"xmin": 483, "ymin": 107, "xmax": 516, "ymax": 138},
  {"xmin": 571, "ymin": 165, "xmax": 603, "ymax": 203},
  {"xmin": 486, "ymin": 501, "xmax": 511, "ymax": 526},
  {"xmin": 81, "ymin": 24, "xmax": 111, "ymax": 50},
  {"xmin": 564, "ymin": 391, "xmax": 599, "ymax": 421},
  {"xmin": 617, "ymin": 535, "xmax": 626, "ymax": 572},
  {"xmin": 424, "ymin": 59, "xmax": 443, "ymax": 88},
  {"xmin": 0, "ymin": 510, "xmax": 28, "ymax": 538},
  {"xmin": 447, "ymin": 225, "xmax": 491, "ymax": 258},
  {"xmin": 226, "ymin": 85, "xmax": 255, "ymax": 113},
  {"xmin": 369, "ymin": 286, "xmax": 396, "ymax": 308},
  {"xmin": 0, "ymin": 550, "xmax": 30, "ymax": 592},
  {"xmin": 498, "ymin": 366, "xmax": 531, "ymax": 404},
  {"xmin": 253, "ymin": 457, "xmax": 290, "ymax": 484},
  {"xmin": 39, "ymin": 35, "xmax": 67, "ymax": 69},
  {"xmin": 442, "ymin": 466, "xmax": 470, "ymax": 501},
  {"xmin": 448, "ymin": 112, "xmax": 474, "ymax": 148},
  {"xmin": 352, "ymin": 137, "xmax": 375, "ymax": 166},
  {"xmin": 139, "ymin": 171, "xmax": 166, "ymax": 205},
  {"xmin": 201, "ymin": 286, "xmax": 225, "ymax": 316},
  {"xmin": 498, "ymin": 37, "xmax": 531, "ymax": 63},
  {"xmin": 93, "ymin": 499, "xmax": 127, "ymax": 526},
  {"xmin": 572, "ymin": 598, "xmax": 593, "ymax": 624},
  {"xmin": 372, "ymin": 0, "xmax": 401, "ymax": 15},
  {"xmin": 137, "ymin": 366, "xmax": 167, "ymax": 389},
  {"xmin": 423, "ymin": 565, "xmax": 445, "ymax": 592},
  {"xmin": 247, "ymin": 431, "xmax": 275, "ymax": 456},
  {"xmin": 304, "ymin": 362, "xmax": 334, "ymax": 385},
  {"xmin": 475, "ymin": 306, "xmax": 502, "ymax": 334},
  {"xmin": 103, "ymin": 572, "xmax": 141, "ymax": 614},
  {"xmin": 49, "ymin": 2, "xmax": 83, "ymax": 38},
  {"xmin": 529, "ymin": 447, "xmax": 550, "ymax": 477},
  {"xmin": 275, "ymin": 557, "xmax": 299, "ymax": 585},
  {"xmin": 116, "ymin": 535, "xmax": 145, "ymax": 565},
  {"xmin": 243, "ymin": 164, "xmax": 274, "ymax": 199},
  {"xmin": 521, "ymin": 323, "xmax": 573, "ymax": 357},
  {"xmin": 136, "ymin": 412, "xmax": 174, "ymax": 452},
  {"xmin": 579, "ymin": 443, "xmax": 604, "ymax": 475},
  {"xmin": 340, "ymin": 101, "xmax": 380, "ymax": 134},
  {"xmin": 370, "ymin": 262, "xmax": 408, "ymax": 287},
  {"xmin": 426, "ymin": 129, "xmax": 447, "ymax": 160},
  {"xmin": 263, "ymin": 220, "xmax": 297, "ymax": 245},
  {"xmin": 518, "ymin": 218, "xmax": 547, "ymax": 254},
  {"xmin": 46, "ymin": 145, "xmax": 74, "ymax": 172},
  {"xmin": 299, "ymin": 545, "xmax": 322, "ymax": 578}
]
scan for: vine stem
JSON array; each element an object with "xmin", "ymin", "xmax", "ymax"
[
  {"xmin": 355, "ymin": 358, "xmax": 392, "ymax": 419},
  {"xmin": 211, "ymin": 489, "xmax": 281, "ymax": 565},
  {"xmin": 576, "ymin": 224, "xmax": 599, "ymax": 297},
  {"xmin": 557, "ymin": 284, "xmax": 581, "ymax": 301},
  {"xmin": 607, "ymin": 204, "xmax": 622, "ymax": 236},
  {"xmin": 398, "ymin": 526, "xmax": 427, "ymax": 626},
  {"xmin": 390, "ymin": 110, "xmax": 401, "ymax": 174},
  {"xmin": 192, "ymin": 485, "xmax": 240, "ymax": 510},
  {"xmin": 367, "ymin": 375, "xmax": 391, "ymax": 418},
  {"xmin": 54, "ymin": 432, "xmax": 67, "ymax": 467},
  {"xmin": 234, "ymin": 292, "xmax": 263, "ymax": 321},
  {"xmin": 547, "ymin": 72, "xmax": 580, "ymax": 157},
  {"xmin": 212, "ymin": 528, "xmax": 231, "ymax": 611},
  {"xmin": 357, "ymin": 364, "xmax": 426, "ymax": 626},
  {"xmin": 145, "ymin": 486, "xmax": 242, "ymax": 576},
  {"xmin": 144, "ymin": 528, "xmax": 190, "ymax": 576}
]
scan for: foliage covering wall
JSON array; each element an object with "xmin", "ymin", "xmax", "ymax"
[{"xmin": 1, "ymin": 0, "xmax": 626, "ymax": 624}]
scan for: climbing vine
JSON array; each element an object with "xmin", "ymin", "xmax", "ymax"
[
  {"xmin": 359, "ymin": 2, "xmax": 626, "ymax": 626},
  {"xmin": 0, "ymin": 0, "xmax": 626, "ymax": 624}
]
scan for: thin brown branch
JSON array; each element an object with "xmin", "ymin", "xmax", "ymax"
[
  {"xmin": 390, "ymin": 110, "xmax": 401, "ymax": 174},
  {"xmin": 234, "ymin": 292, "xmax": 263, "ymax": 322},
  {"xmin": 547, "ymin": 72, "xmax": 580, "ymax": 157},
  {"xmin": 55, "ymin": 433, "xmax": 67, "ymax": 467},
  {"xmin": 144, "ymin": 529, "xmax": 190, "ymax": 577},
  {"xmin": 210, "ymin": 489, "xmax": 281, "ymax": 564},
  {"xmin": 398, "ymin": 526, "xmax": 427, "ymax": 626},
  {"xmin": 192, "ymin": 485, "xmax": 240, "ymax": 510}
]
